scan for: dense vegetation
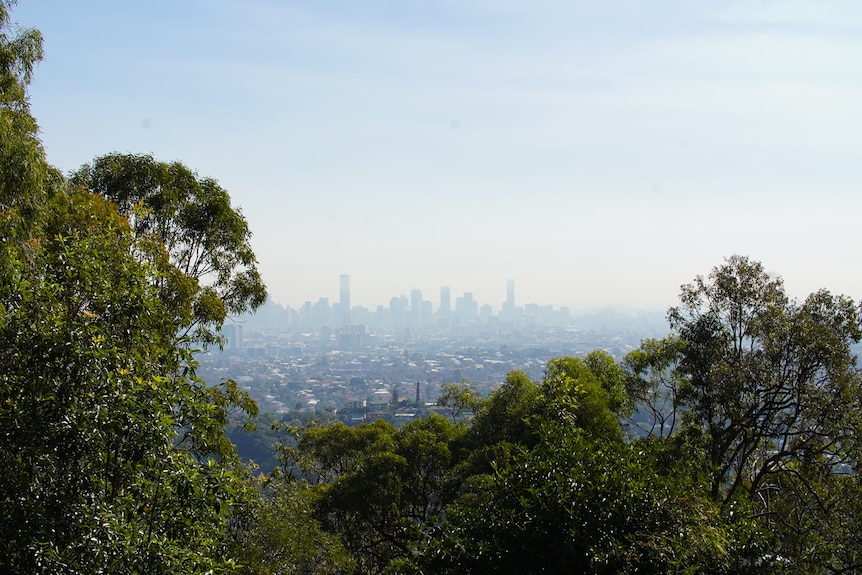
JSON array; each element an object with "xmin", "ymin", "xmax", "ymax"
[
  {"xmin": 3, "ymin": 2, "xmax": 862, "ymax": 573},
  {"xmin": 1, "ymin": 2, "xmax": 266, "ymax": 572}
]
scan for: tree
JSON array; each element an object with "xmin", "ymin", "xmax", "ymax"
[
  {"xmin": 0, "ymin": 3, "xmax": 263, "ymax": 571},
  {"xmin": 464, "ymin": 356, "xmax": 632, "ymax": 478},
  {"xmin": 414, "ymin": 405, "xmax": 736, "ymax": 574},
  {"xmin": 0, "ymin": 189, "xmax": 256, "ymax": 573},
  {"xmin": 665, "ymin": 255, "xmax": 862, "ymax": 573},
  {"xmin": 540, "ymin": 354, "xmax": 628, "ymax": 440},
  {"xmin": 437, "ymin": 379, "xmax": 481, "ymax": 423},
  {"xmin": 465, "ymin": 369, "xmax": 542, "ymax": 472},
  {"xmin": 0, "ymin": 0, "xmax": 55, "ymax": 233},
  {"xmin": 623, "ymin": 335, "xmax": 686, "ymax": 438},
  {"xmin": 279, "ymin": 415, "xmax": 467, "ymax": 573},
  {"xmin": 70, "ymin": 152, "xmax": 267, "ymax": 346},
  {"xmin": 229, "ymin": 472, "xmax": 355, "ymax": 575},
  {"xmin": 668, "ymin": 256, "xmax": 862, "ymax": 501},
  {"xmin": 402, "ymin": 355, "xmax": 740, "ymax": 574},
  {"xmin": 391, "ymin": 414, "xmax": 466, "ymax": 528},
  {"xmin": 0, "ymin": 0, "xmax": 41, "ymax": 101}
]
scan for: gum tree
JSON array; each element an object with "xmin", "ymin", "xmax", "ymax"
[
  {"xmin": 412, "ymin": 356, "xmax": 737, "ymax": 574},
  {"xmin": 0, "ymin": 3, "xmax": 262, "ymax": 571},
  {"xmin": 71, "ymin": 153, "xmax": 267, "ymax": 346},
  {"xmin": 668, "ymin": 256, "xmax": 862, "ymax": 505},
  {"xmin": 646, "ymin": 255, "xmax": 862, "ymax": 573}
]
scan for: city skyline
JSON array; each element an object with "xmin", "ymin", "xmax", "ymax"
[
  {"xmin": 263, "ymin": 259, "xmax": 860, "ymax": 316},
  {"xmin": 274, "ymin": 274, "xmax": 570, "ymax": 317},
  {"xmin": 242, "ymin": 273, "xmax": 598, "ymax": 336},
  {"xmin": 252, "ymin": 274, "xmax": 668, "ymax": 335}
]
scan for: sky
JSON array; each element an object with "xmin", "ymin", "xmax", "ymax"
[{"xmin": 12, "ymin": 0, "xmax": 862, "ymax": 313}]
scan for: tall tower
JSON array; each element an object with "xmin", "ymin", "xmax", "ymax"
[
  {"xmin": 458, "ymin": 292, "xmax": 477, "ymax": 324},
  {"xmin": 410, "ymin": 288, "xmax": 422, "ymax": 330},
  {"xmin": 389, "ymin": 296, "xmax": 404, "ymax": 330},
  {"xmin": 438, "ymin": 286, "xmax": 451, "ymax": 328},
  {"xmin": 440, "ymin": 286, "xmax": 451, "ymax": 315},
  {"xmin": 339, "ymin": 274, "xmax": 350, "ymax": 313},
  {"xmin": 506, "ymin": 278, "xmax": 515, "ymax": 310}
]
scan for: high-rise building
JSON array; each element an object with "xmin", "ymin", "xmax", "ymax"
[
  {"xmin": 440, "ymin": 286, "xmax": 451, "ymax": 314},
  {"xmin": 502, "ymin": 278, "xmax": 516, "ymax": 323},
  {"xmin": 389, "ymin": 296, "xmax": 404, "ymax": 330},
  {"xmin": 457, "ymin": 292, "xmax": 478, "ymax": 324},
  {"xmin": 314, "ymin": 298, "xmax": 332, "ymax": 329},
  {"xmin": 339, "ymin": 274, "xmax": 350, "ymax": 313},
  {"xmin": 221, "ymin": 323, "xmax": 243, "ymax": 349},
  {"xmin": 410, "ymin": 288, "xmax": 422, "ymax": 330},
  {"xmin": 438, "ymin": 286, "xmax": 451, "ymax": 327}
]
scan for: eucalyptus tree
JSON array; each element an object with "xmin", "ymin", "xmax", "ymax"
[
  {"xmin": 623, "ymin": 335, "xmax": 687, "ymax": 438},
  {"xmin": 71, "ymin": 153, "xmax": 267, "ymax": 346},
  {"xmin": 0, "ymin": 180, "xmax": 259, "ymax": 575},
  {"xmin": 0, "ymin": 2, "xmax": 262, "ymax": 571},
  {"xmin": 668, "ymin": 255, "xmax": 862, "ymax": 504},
  {"xmin": 278, "ymin": 415, "xmax": 466, "ymax": 574},
  {"xmin": 411, "ymin": 355, "xmax": 739, "ymax": 575},
  {"xmin": 632, "ymin": 255, "xmax": 862, "ymax": 573},
  {"xmin": 0, "ymin": 0, "xmax": 55, "ymax": 229},
  {"xmin": 437, "ymin": 380, "xmax": 482, "ymax": 423}
]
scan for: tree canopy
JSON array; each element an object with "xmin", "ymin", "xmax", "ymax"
[
  {"xmin": 256, "ymin": 257, "xmax": 862, "ymax": 575},
  {"xmin": 0, "ymin": 3, "xmax": 264, "ymax": 572},
  {"xmin": 665, "ymin": 255, "xmax": 862, "ymax": 572},
  {"xmin": 70, "ymin": 152, "xmax": 267, "ymax": 347}
]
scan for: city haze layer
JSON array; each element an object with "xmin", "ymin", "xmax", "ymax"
[{"xmin": 15, "ymin": 0, "xmax": 862, "ymax": 312}]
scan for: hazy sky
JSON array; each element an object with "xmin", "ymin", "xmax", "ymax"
[{"xmin": 14, "ymin": 0, "xmax": 862, "ymax": 313}]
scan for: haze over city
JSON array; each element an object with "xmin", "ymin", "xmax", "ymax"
[{"xmin": 15, "ymin": 0, "xmax": 862, "ymax": 311}]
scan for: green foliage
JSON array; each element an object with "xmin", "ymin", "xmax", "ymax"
[
  {"xmin": 623, "ymin": 335, "xmax": 686, "ymax": 437},
  {"xmin": 70, "ymin": 152, "xmax": 267, "ymax": 346},
  {"xmin": 278, "ymin": 415, "xmax": 467, "ymax": 573},
  {"xmin": 415, "ymin": 423, "xmax": 736, "ymax": 575},
  {"xmin": 669, "ymin": 256, "xmax": 862, "ymax": 499},
  {"xmin": 583, "ymin": 349, "xmax": 632, "ymax": 416},
  {"xmin": 0, "ymin": 5, "xmax": 263, "ymax": 571},
  {"xmin": 468, "ymin": 369, "xmax": 541, "ymax": 449},
  {"xmin": 230, "ymin": 473, "xmax": 355, "ymax": 575},
  {"xmin": 403, "ymin": 350, "xmax": 772, "ymax": 574},
  {"xmin": 436, "ymin": 379, "xmax": 481, "ymax": 423},
  {"xmin": 280, "ymin": 419, "xmax": 399, "ymax": 485},
  {"xmin": 0, "ymin": 190, "xmax": 255, "ymax": 573},
  {"xmin": 540, "ymin": 355, "xmax": 624, "ymax": 440},
  {"xmin": 0, "ymin": 0, "xmax": 54, "ymax": 235},
  {"xmin": 468, "ymin": 355, "xmax": 628, "ymax": 457},
  {"xmin": 0, "ymin": 1, "xmax": 42, "ymax": 100},
  {"xmin": 391, "ymin": 414, "xmax": 467, "ymax": 524},
  {"xmin": 653, "ymin": 255, "xmax": 862, "ymax": 573}
]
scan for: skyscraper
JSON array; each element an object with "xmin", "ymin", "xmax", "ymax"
[
  {"xmin": 438, "ymin": 286, "xmax": 451, "ymax": 327},
  {"xmin": 339, "ymin": 274, "xmax": 350, "ymax": 313},
  {"xmin": 501, "ymin": 278, "xmax": 516, "ymax": 324},
  {"xmin": 457, "ymin": 292, "xmax": 478, "ymax": 324},
  {"xmin": 410, "ymin": 288, "xmax": 422, "ymax": 330},
  {"xmin": 440, "ymin": 286, "xmax": 451, "ymax": 315},
  {"xmin": 389, "ymin": 296, "xmax": 404, "ymax": 329}
]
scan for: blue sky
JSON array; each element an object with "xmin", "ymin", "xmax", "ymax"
[{"xmin": 14, "ymin": 0, "xmax": 862, "ymax": 312}]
